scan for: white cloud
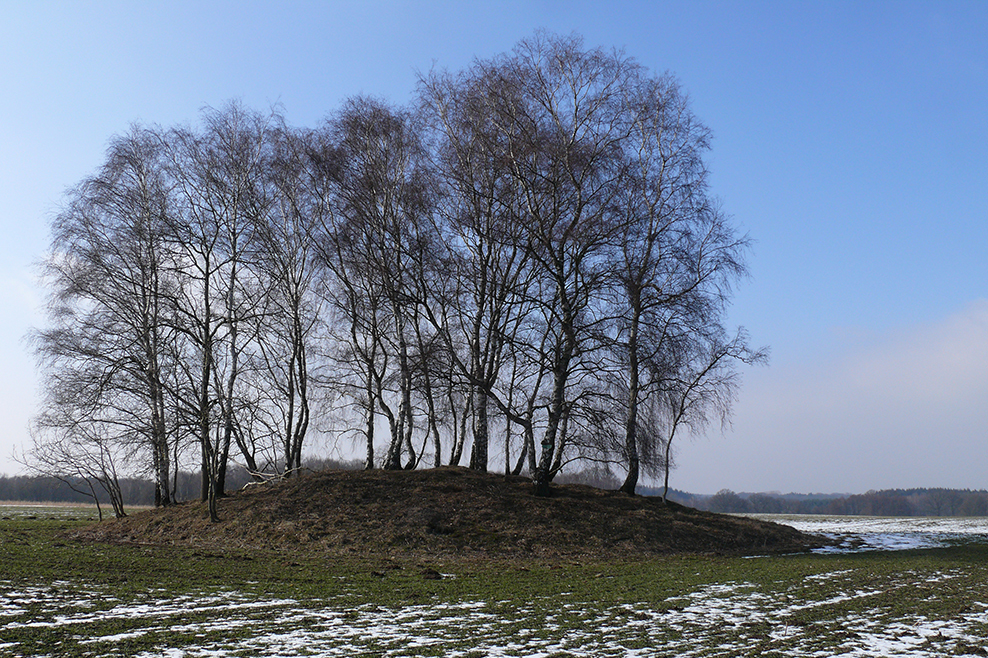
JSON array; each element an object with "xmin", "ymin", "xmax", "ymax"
[{"xmin": 674, "ymin": 300, "xmax": 988, "ymax": 494}]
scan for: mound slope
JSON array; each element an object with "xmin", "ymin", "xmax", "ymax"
[{"xmin": 78, "ymin": 466, "xmax": 824, "ymax": 559}]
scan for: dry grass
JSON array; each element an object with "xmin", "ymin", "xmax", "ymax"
[{"xmin": 71, "ymin": 466, "xmax": 824, "ymax": 560}]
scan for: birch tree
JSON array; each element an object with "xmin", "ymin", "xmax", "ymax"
[{"xmin": 32, "ymin": 125, "xmax": 178, "ymax": 509}]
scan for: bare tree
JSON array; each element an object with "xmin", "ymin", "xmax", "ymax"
[
  {"xmin": 310, "ymin": 97, "xmax": 437, "ymax": 470},
  {"xmin": 252, "ymin": 121, "xmax": 325, "ymax": 477},
  {"xmin": 469, "ymin": 33, "xmax": 644, "ymax": 495},
  {"xmin": 164, "ymin": 102, "xmax": 276, "ymax": 520},
  {"xmin": 608, "ymin": 74, "xmax": 757, "ymax": 495},
  {"xmin": 421, "ymin": 32, "xmax": 761, "ymax": 494},
  {"xmin": 419, "ymin": 63, "xmax": 541, "ymax": 473},
  {"xmin": 32, "ymin": 125, "xmax": 178, "ymax": 508},
  {"xmin": 657, "ymin": 327, "xmax": 767, "ymax": 501},
  {"xmin": 25, "ymin": 386, "xmax": 130, "ymax": 519}
]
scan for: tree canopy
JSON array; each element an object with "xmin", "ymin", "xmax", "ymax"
[{"xmin": 29, "ymin": 32, "xmax": 763, "ymax": 517}]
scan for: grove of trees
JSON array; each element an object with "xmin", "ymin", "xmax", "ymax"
[
  {"xmin": 28, "ymin": 32, "xmax": 763, "ymax": 518},
  {"xmin": 701, "ymin": 488, "xmax": 988, "ymax": 518}
]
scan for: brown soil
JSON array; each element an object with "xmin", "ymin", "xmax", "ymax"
[{"xmin": 75, "ymin": 466, "xmax": 825, "ymax": 560}]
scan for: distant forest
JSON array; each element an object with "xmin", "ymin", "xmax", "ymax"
[
  {"xmin": 3, "ymin": 466, "xmax": 986, "ymax": 518},
  {"xmin": 692, "ymin": 488, "xmax": 988, "ymax": 517},
  {"xmin": 0, "ymin": 458, "xmax": 362, "ymax": 509}
]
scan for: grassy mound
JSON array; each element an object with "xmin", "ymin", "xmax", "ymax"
[{"xmin": 75, "ymin": 466, "xmax": 824, "ymax": 559}]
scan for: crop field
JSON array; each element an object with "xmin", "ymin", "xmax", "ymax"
[{"xmin": 2, "ymin": 507, "xmax": 988, "ymax": 657}]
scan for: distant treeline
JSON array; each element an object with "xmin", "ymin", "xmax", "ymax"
[
  {"xmin": 0, "ymin": 458, "xmax": 363, "ymax": 509},
  {"xmin": 0, "ymin": 475, "xmax": 154, "ymax": 507},
  {"xmin": 7, "ymin": 463, "xmax": 982, "ymax": 518},
  {"xmin": 697, "ymin": 488, "xmax": 988, "ymax": 517}
]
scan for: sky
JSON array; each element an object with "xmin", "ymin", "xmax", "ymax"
[{"xmin": 1, "ymin": 1, "xmax": 986, "ymax": 495}]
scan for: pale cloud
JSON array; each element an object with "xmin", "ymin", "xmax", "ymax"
[{"xmin": 674, "ymin": 300, "xmax": 988, "ymax": 494}]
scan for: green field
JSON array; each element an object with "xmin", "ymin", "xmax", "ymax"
[{"xmin": 2, "ymin": 510, "xmax": 988, "ymax": 657}]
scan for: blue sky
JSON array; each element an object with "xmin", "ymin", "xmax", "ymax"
[{"xmin": 2, "ymin": 1, "xmax": 986, "ymax": 494}]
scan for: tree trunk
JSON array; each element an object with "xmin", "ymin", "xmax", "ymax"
[
  {"xmin": 450, "ymin": 388, "xmax": 472, "ymax": 466},
  {"xmin": 469, "ymin": 388, "xmax": 489, "ymax": 472},
  {"xmin": 620, "ymin": 311, "xmax": 641, "ymax": 495},
  {"xmin": 535, "ymin": 338, "xmax": 573, "ymax": 496},
  {"xmin": 662, "ymin": 423, "xmax": 680, "ymax": 503},
  {"xmin": 363, "ymin": 387, "xmax": 375, "ymax": 470}
]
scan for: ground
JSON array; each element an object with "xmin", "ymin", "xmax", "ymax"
[
  {"xmin": 4, "ymin": 502, "xmax": 988, "ymax": 656},
  {"xmin": 73, "ymin": 466, "xmax": 823, "ymax": 559}
]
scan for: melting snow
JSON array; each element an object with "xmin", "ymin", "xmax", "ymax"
[
  {"xmin": 3, "ymin": 579, "xmax": 988, "ymax": 657},
  {"xmin": 5, "ymin": 513, "xmax": 988, "ymax": 656},
  {"xmin": 750, "ymin": 514, "xmax": 988, "ymax": 552}
]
